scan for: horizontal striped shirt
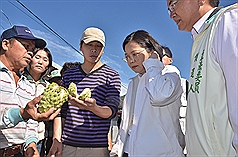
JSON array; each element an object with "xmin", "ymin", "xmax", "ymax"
[
  {"xmin": 0, "ymin": 62, "xmax": 38, "ymax": 149},
  {"xmin": 61, "ymin": 64, "xmax": 121, "ymax": 147}
]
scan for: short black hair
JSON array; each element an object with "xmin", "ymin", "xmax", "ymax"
[
  {"xmin": 210, "ymin": 0, "xmax": 220, "ymax": 7},
  {"xmin": 162, "ymin": 46, "xmax": 173, "ymax": 58}
]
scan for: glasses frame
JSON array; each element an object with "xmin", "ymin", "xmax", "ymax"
[
  {"xmin": 14, "ymin": 38, "xmax": 35, "ymax": 53},
  {"xmin": 168, "ymin": 0, "xmax": 179, "ymax": 14},
  {"xmin": 123, "ymin": 49, "xmax": 145, "ymax": 63}
]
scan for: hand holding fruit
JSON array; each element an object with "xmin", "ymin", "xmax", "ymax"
[
  {"xmin": 68, "ymin": 82, "xmax": 91, "ymax": 100},
  {"xmin": 37, "ymin": 82, "xmax": 92, "ymax": 113},
  {"xmin": 38, "ymin": 82, "xmax": 69, "ymax": 114}
]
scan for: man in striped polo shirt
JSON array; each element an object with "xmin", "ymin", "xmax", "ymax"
[
  {"xmin": 0, "ymin": 25, "xmax": 60, "ymax": 157},
  {"xmin": 49, "ymin": 27, "xmax": 121, "ymax": 157}
]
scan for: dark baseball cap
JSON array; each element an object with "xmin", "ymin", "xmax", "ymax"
[{"xmin": 0, "ymin": 25, "xmax": 46, "ymax": 48}]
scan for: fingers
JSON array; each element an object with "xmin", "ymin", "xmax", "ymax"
[
  {"xmin": 25, "ymin": 144, "xmax": 40, "ymax": 157},
  {"xmin": 38, "ymin": 108, "xmax": 56, "ymax": 121},
  {"xmin": 47, "ymin": 140, "xmax": 62, "ymax": 157},
  {"xmin": 48, "ymin": 108, "xmax": 61, "ymax": 121},
  {"xmin": 57, "ymin": 151, "xmax": 62, "ymax": 157},
  {"xmin": 84, "ymin": 97, "xmax": 96, "ymax": 103},
  {"xmin": 22, "ymin": 97, "xmax": 42, "ymax": 120},
  {"xmin": 68, "ymin": 95, "xmax": 73, "ymax": 99},
  {"xmin": 48, "ymin": 153, "xmax": 61, "ymax": 157},
  {"xmin": 30, "ymin": 95, "xmax": 42, "ymax": 106},
  {"xmin": 69, "ymin": 99, "xmax": 86, "ymax": 110},
  {"xmin": 47, "ymin": 150, "xmax": 56, "ymax": 157},
  {"xmin": 47, "ymin": 146, "xmax": 57, "ymax": 157},
  {"xmin": 23, "ymin": 95, "xmax": 61, "ymax": 121},
  {"xmin": 149, "ymin": 51, "xmax": 159, "ymax": 59},
  {"xmin": 25, "ymin": 147, "xmax": 35, "ymax": 157},
  {"xmin": 68, "ymin": 97, "xmax": 84, "ymax": 105}
]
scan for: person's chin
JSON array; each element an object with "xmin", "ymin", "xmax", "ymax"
[
  {"xmin": 21, "ymin": 60, "xmax": 30, "ymax": 67},
  {"xmin": 177, "ymin": 24, "xmax": 183, "ymax": 31},
  {"xmin": 133, "ymin": 69, "xmax": 143, "ymax": 74},
  {"xmin": 20, "ymin": 64, "xmax": 28, "ymax": 70}
]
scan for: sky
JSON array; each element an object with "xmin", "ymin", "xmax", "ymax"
[{"xmin": 1, "ymin": 0, "xmax": 236, "ymax": 95}]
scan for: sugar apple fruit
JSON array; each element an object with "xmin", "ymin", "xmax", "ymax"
[
  {"xmin": 78, "ymin": 88, "xmax": 91, "ymax": 100},
  {"xmin": 68, "ymin": 82, "xmax": 77, "ymax": 97},
  {"xmin": 38, "ymin": 82, "xmax": 69, "ymax": 113},
  {"xmin": 67, "ymin": 82, "xmax": 91, "ymax": 100}
]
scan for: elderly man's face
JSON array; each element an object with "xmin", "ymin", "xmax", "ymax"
[
  {"xmin": 4, "ymin": 38, "xmax": 35, "ymax": 70},
  {"xmin": 167, "ymin": 0, "xmax": 201, "ymax": 32}
]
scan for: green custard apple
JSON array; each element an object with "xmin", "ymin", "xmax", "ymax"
[
  {"xmin": 68, "ymin": 82, "xmax": 91, "ymax": 101},
  {"xmin": 68, "ymin": 82, "xmax": 78, "ymax": 98},
  {"xmin": 78, "ymin": 88, "xmax": 91, "ymax": 101},
  {"xmin": 38, "ymin": 82, "xmax": 69, "ymax": 113}
]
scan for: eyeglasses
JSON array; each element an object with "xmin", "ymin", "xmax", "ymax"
[
  {"xmin": 122, "ymin": 49, "xmax": 145, "ymax": 63},
  {"xmin": 168, "ymin": 0, "xmax": 179, "ymax": 14},
  {"xmin": 15, "ymin": 38, "xmax": 35, "ymax": 53}
]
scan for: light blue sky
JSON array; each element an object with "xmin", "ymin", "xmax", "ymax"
[{"xmin": 1, "ymin": 0, "xmax": 236, "ymax": 95}]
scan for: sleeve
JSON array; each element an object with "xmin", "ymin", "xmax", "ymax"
[
  {"xmin": 60, "ymin": 76, "xmax": 69, "ymax": 119},
  {"xmin": 24, "ymin": 119, "xmax": 38, "ymax": 149},
  {"xmin": 59, "ymin": 102, "xmax": 68, "ymax": 119},
  {"xmin": 106, "ymin": 72, "xmax": 121, "ymax": 120},
  {"xmin": 143, "ymin": 58, "xmax": 182, "ymax": 106},
  {"xmin": 111, "ymin": 82, "xmax": 133, "ymax": 157},
  {"xmin": 213, "ymin": 6, "xmax": 238, "ymax": 151},
  {"xmin": 1, "ymin": 107, "xmax": 24, "ymax": 129},
  {"xmin": 110, "ymin": 141, "xmax": 119, "ymax": 156}
]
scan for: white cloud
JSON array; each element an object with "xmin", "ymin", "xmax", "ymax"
[{"xmin": 33, "ymin": 29, "xmax": 83, "ymax": 66}]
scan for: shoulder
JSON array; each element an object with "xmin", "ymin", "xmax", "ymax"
[
  {"xmin": 163, "ymin": 65, "xmax": 181, "ymax": 76},
  {"xmin": 64, "ymin": 65, "xmax": 80, "ymax": 75},
  {"xmin": 224, "ymin": 3, "xmax": 238, "ymax": 11},
  {"xmin": 215, "ymin": 4, "xmax": 238, "ymax": 22},
  {"xmin": 102, "ymin": 64, "xmax": 120, "ymax": 76}
]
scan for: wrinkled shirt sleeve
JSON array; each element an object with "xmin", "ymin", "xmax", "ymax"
[
  {"xmin": 24, "ymin": 119, "xmax": 38, "ymax": 148},
  {"xmin": 213, "ymin": 7, "xmax": 238, "ymax": 152},
  {"xmin": 143, "ymin": 58, "xmax": 182, "ymax": 106},
  {"xmin": 1, "ymin": 107, "xmax": 24, "ymax": 129}
]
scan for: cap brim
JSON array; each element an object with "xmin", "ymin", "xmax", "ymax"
[
  {"xmin": 35, "ymin": 39, "xmax": 46, "ymax": 48},
  {"xmin": 83, "ymin": 38, "xmax": 105, "ymax": 47},
  {"xmin": 17, "ymin": 35, "xmax": 46, "ymax": 48}
]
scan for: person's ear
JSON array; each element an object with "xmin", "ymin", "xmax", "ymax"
[
  {"xmin": 198, "ymin": 0, "xmax": 205, "ymax": 6},
  {"xmin": 79, "ymin": 42, "xmax": 84, "ymax": 51},
  {"xmin": 1, "ymin": 39, "xmax": 10, "ymax": 51},
  {"xmin": 169, "ymin": 58, "xmax": 173, "ymax": 64}
]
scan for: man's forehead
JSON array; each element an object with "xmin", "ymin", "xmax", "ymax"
[{"xmin": 17, "ymin": 38, "xmax": 35, "ymax": 44}]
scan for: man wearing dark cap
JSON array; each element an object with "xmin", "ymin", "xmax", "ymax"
[{"xmin": 0, "ymin": 25, "xmax": 59, "ymax": 157}]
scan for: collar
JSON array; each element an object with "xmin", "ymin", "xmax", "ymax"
[
  {"xmin": 0, "ymin": 61, "xmax": 23, "ymax": 77},
  {"xmin": 191, "ymin": 8, "xmax": 216, "ymax": 40},
  {"xmin": 23, "ymin": 69, "xmax": 45, "ymax": 83},
  {"xmin": 0, "ymin": 61, "xmax": 8, "ymax": 71}
]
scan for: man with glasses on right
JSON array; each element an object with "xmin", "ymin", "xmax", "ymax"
[{"xmin": 166, "ymin": 0, "xmax": 238, "ymax": 156}]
